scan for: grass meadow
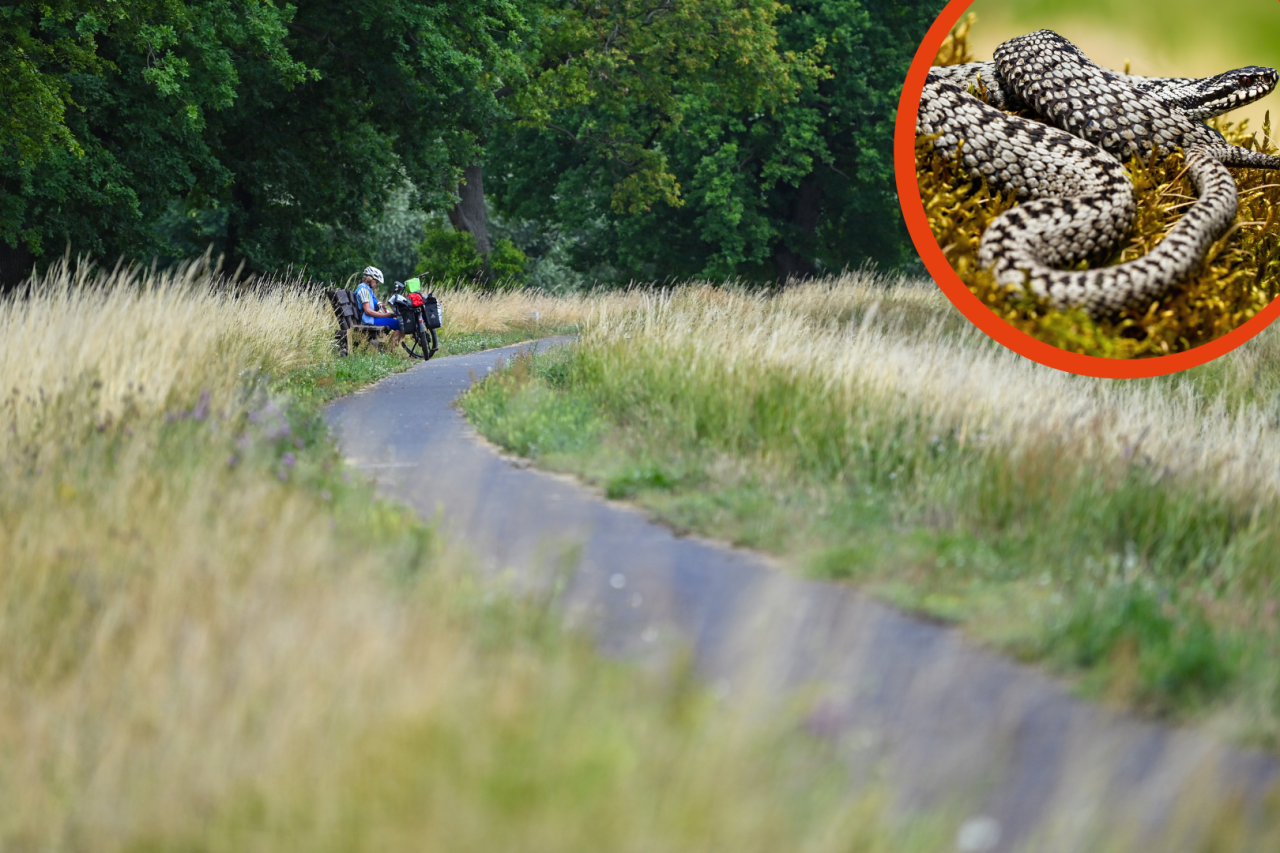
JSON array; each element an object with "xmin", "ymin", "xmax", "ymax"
[
  {"xmin": 0, "ymin": 263, "xmax": 944, "ymax": 852},
  {"xmin": 462, "ymin": 271, "xmax": 1280, "ymax": 749}
]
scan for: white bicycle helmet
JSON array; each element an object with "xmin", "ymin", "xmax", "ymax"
[{"xmin": 363, "ymin": 265, "xmax": 384, "ymax": 284}]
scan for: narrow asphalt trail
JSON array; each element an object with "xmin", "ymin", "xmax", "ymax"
[{"xmin": 325, "ymin": 339, "xmax": 1279, "ymax": 852}]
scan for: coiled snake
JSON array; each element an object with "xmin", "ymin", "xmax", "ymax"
[{"xmin": 919, "ymin": 30, "xmax": 1280, "ymax": 316}]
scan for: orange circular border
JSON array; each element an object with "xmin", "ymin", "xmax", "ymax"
[{"xmin": 894, "ymin": 0, "xmax": 1280, "ymax": 378}]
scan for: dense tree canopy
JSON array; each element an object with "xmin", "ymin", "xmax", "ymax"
[
  {"xmin": 0, "ymin": 0, "xmax": 943, "ymax": 286},
  {"xmin": 1, "ymin": 1, "xmax": 310, "ymax": 271},
  {"xmin": 1, "ymin": 0, "xmax": 526, "ymax": 282},
  {"xmin": 488, "ymin": 0, "xmax": 942, "ymax": 282}
]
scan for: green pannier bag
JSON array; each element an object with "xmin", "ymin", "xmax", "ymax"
[{"xmin": 404, "ymin": 277, "xmax": 423, "ymax": 294}]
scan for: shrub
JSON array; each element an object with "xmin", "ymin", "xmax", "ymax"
[{"xmin": 417, "ymin": 223, "xmax": 527, "ymax": 286}]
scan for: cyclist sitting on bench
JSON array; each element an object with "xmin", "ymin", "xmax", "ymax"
[{"xmin": 354, "ymin": 266, "xmax": 404, "ymax": 348}]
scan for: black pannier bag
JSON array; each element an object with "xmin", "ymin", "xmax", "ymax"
[{"xmin": 424, "ymin": 294, "xmax": 442, "ymax": 330}]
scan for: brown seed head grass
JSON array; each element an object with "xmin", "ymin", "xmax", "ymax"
[
  {"xmin": 434, "ymin": 284, "xmax": 644, "ymax": 336},
  {"xmin": 0, "ymin": 258, "xmax": 330, "ymax": 455}
]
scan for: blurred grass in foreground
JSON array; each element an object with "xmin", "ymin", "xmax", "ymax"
[
  {"xmin": 0, "ymin": 263, "xmax": 943, "ymax": 851},
  {"xmin": 462, "ymin": 271, "xmax": 1280, "ymax": 751}
]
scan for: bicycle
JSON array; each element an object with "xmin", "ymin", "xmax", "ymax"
[{"xmin": 387, "ymin": 282, "xmax": 442, "ymax": 360}]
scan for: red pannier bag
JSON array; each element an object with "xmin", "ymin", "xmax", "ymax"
[{"xmin": 408, "ymin": 292, "xmax": 424, "ymax": 307}]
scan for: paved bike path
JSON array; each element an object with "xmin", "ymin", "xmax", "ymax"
[{"xmin": 325, "ymin": 339, "xmax": 1278, "ymax": 852}]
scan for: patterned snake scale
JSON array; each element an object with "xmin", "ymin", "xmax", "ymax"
[{"xmin": 920, "ymin": 30, "xmax": 1280, "ymax": 316}]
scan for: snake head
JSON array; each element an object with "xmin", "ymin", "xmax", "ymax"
[{"xmin": 1174, "ymin": 66, "xmax": 1279, "ymax": 120}]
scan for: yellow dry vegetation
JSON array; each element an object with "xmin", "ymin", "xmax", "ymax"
[
  {"xmin": 433, "ymin": 283, "xmax": 644, "ymax": 336},
  {"xmin": 0, "ymin": 261, "xmax": 328, "ymax": 453},
  {"xmin": 584, "ymin": 272, "xmax": 1280, "ymax": 507},
  {"xmin": 0, "ymin": 262, "xmax": 927, "ymax": 852},
  {"xmin": 8, "ymin": 257, "xmax": 1280, "ymax": 849}
]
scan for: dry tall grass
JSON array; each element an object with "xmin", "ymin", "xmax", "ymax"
[
  {"xmin": 0, "ymin": 263, "xmax": 923, "ymax": 851},
  {"xmin": 0, "ymin": 260, "xmax": 330, "ymax": 455},
  {"xmin": 437, "ymin": 284, "xmax": 644, "ymax": 334},
  {"xmin": 461, "ymin": 268, "xmax": 1280, "ymax": 743},
  {"xmin": 581, "ymin": 270, "xmax": 1280, "ymax": 509}
]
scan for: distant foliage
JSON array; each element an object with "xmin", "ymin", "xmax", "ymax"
[
  {"xmin": 372, "ymin": 184, "xmax": 429, "ymax": 286},
  {"xmin": 0, "ymin": 0, "xmax": 527, "ymax": 282},
  {"xmin": 489, "ymin": 239, "xmax": 530, "ymax": 284},
  {"xmin": 1, "ymin": 0, "xmax": 944, "ymax": 286},
  {"xmin": 417, "ymin": 224, "xmax": 527, "ymax": 286},
  {"xmin": 488, "ymin": 0, "xmax": 946, "ymax": 283}
]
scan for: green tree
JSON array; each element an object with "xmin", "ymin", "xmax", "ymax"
[
  {"xmin": 416, "ymin": 221, "xmax": 526, "ymax": 284},
  {"xmin": 0, "ymin": 0, "xmax": 529, "ymax": 285},
  {"xmin": 0, "ymin": 0, "xmax": 940, "ymax": 288},
  {"xmin": 487, "ymin": 0, "xmax": 944, "ymax": 282},
  {"xmin": 0, "ymin": 0, "xmax": 311, "ymax": 280},
  {"xmin": 442, "ymin": 0, "xmax": 819, "ymax": 284},
  {"xmin": 207, "ymin": 0, "xmax": 530, "ymax": 280}
]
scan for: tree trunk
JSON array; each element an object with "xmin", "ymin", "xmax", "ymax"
[
  {"xmin": 223, "ymin": 183, "xmax": 255, "ymax": 281},
  {"xmin": 0, "ymin": 240, "xmax": 36, "ymax": 293},
  {"xmin": 446, "ymin": 164, "xmax": 492, "ymax": 284},
  {"xmin": 773, "ymin": 247, "xmax": 814, "ymax": 283},
  {"xmin": 773, "ymin": 174, "xmax": 824, "ymax": 284}
]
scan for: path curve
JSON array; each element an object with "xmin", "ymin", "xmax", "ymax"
[{"xmin": 325, "ymin": 339, "xmax": 1279, "ymax": 852}]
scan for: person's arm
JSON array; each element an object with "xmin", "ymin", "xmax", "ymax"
[{"xmin": 361, "ymin": 299, "xmax": 394, "ymax": 318}]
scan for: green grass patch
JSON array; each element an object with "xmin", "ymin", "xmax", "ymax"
[
  {"xmin": 278, "ymin": 349, "xmax": 413, "ymax": 405},
  {"xmin": 438, "ymin": 326, "xmax": 577, "ymax": 357},
  {"xmin": 461, "ymin": 320, "xmax": 1280, "ymax": 746},
  {"xmin": 275, "ymin": 326, "xmax": 578, "ymax": 408}
]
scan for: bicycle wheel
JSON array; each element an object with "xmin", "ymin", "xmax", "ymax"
[{"xmin": 402, "ymin": 326, "xmax": 438, "ymax": 360}]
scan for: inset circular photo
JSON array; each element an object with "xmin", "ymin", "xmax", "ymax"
[{"xmin": 895, "ymin": 0, "xmax": 1280, "ymax": 377}]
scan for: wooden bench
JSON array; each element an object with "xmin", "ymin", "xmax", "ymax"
[{"xmin": 327, "ymin": 288, "xmax": 389, "ymax": 356}]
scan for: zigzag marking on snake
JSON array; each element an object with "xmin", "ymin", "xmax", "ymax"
[{"xmin": 919, "ymin": 30, "xmax": 1280, "ymax": 316}]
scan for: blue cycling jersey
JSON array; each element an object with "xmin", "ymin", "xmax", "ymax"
[{"xmin": 355, "ymin": 282, "xmax": 379, "ymax": 324}]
